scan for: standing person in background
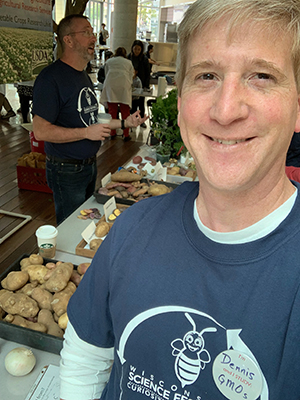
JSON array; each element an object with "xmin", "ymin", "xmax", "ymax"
[
  {"xmin": 97, "ymin": 50, "xmax": 114, "ymax": 114},
  {"xmin": 100, "ymin": 47, "xmax": 134, "ymax": 142},
  {"xmin": 99, "ymin": 23, "xmax": 109, "ymax": 60},
  {"xmin": 60, "ymin": 1, "xmax": 300, "ymax": 399},
  {"xmin": 99, "ymin": 23, "xmax": 109, "ymax": 45},
  {"xmin": 32, "ymin": 15, "xmax": 147, "ymax": 224},
  {"xmin": 16, "ymin": 84, "xmax": 33, "ymax": 123},
  {"xmin": 128, "ymin": 40, "xmax": 150, "ymax": 128},
  {"xmin": 131, "ymin": 69, "xmax": 143, "ymax": 115},
  {"xmin": 0, "ymin": 92, "xmax": 16, "ymax": 120},
  {"xmin": 97, "ymin": 50, "xmax": 113, "ymax": 84},
  {"xmin": 145, "ymin": 44, "xmax": 159, "ymax": 73}
]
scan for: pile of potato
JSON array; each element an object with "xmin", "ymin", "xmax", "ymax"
[
  {"xmin": 167, "ymin": 165, "xmax": 196, "ymax": 179},
  {"xmin": 98, "ymin": 169, "xmax": 173, "ymax": 202},
  {"xmin": 17, "ymin": 152, "xmax": 46, "ymax": 169},
  {"xmin": 0, "ymin": 254, "xmax": 90, "ymax": 338}
]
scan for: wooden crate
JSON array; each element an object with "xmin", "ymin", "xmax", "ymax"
[{"xmin": 75, "ymin": 205, "xmax": 128, "ymax": 258}]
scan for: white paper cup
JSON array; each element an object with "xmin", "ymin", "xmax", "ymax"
[
  {"xmin": 35, "ymin": 225, "xmax": 58, "ymax": 259},
  {"xmin": 97, "ymin": 113, "xmax": 112, "ymax": 124}
]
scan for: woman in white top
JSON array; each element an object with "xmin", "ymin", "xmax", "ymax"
[{"xmin": 100, "ymin": 47, "xmax": 134, "ymax": 141}]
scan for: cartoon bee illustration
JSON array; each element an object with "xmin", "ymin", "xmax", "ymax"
[{"xmin": 171, "ymin": 313, "xmax": 217, "ymax": 388}]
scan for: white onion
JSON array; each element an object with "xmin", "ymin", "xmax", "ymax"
[{"xmin": 5, "ymin": 347, "xmax": 36, "ymax": 376}]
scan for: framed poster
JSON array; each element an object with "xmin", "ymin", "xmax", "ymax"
[{"xmin": 0, "ymin": 0, "xmax": 53, "ymax": 83}]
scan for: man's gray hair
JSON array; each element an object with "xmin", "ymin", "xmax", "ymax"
[
  {"xmin": 176, "ymin": 0, "xmax": 300, "ymax": 94},
  {"xmin": 57, "ymin": 14, "xmax": 89, "ymax": 49}
]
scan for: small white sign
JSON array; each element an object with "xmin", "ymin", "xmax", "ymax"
[
  {"xmin": 81, "ymin": 221, "xmax": 97, "ymax": 244},
  {"xmin": 103, "ymin": 197, "xmax": 117, "ymax": 222},
  {"xmin": 101, "ymin": 172, "xmax": 111, "ymax": 188},
  {"xmin": 143, "ymin": 161, "xmax": 167, "ymax": 181},
  {"xmin": 143, "ymin": 162, "xmax": 158, "ymax": 177}
]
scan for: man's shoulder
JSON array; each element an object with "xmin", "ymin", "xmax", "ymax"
[
  {"xmin": 35, "ymin": 60, "xmax": 65, "ymax": 83},
  {"xmin": 39, "ymin": 59, "xmax": 62, "ymax": 74}
]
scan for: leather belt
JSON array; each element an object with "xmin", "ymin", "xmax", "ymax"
[{"xmin": 46, "ymin": 154, "xmax": 96, "ymax": 165}]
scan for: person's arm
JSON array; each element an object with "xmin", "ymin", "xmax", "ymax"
[
  {"xmin": 109, "ymin": 110, "xmax": 148, "ymax": 130},
  {"xmin": 60, "ymin": 322, "xmax": 114, "ymax": 400},
  {"xmin": 33, "ymin": 115, "xmax": 111, "ymax": 143},
  {"xmin": 148, "ymin": 58, "xmax": 159, "ymax": 66},
  {"xmin": 33, "ymin": 111, "xmax": 148, "ymax": 143},
  {"xmin": 143, "ymin": 56, "xmax": 151, "ymax": 88}
]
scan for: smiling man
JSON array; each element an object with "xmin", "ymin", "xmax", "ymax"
[
  {"xmin": 60, "ymin": 2, "xmax": 300, "ymax": 400},
  {"xmin": 32, "ymin": 15, "xmax": 147, "ymax": 224}
]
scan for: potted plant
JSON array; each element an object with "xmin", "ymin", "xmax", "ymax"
[
  {"xmin": 155, "ymin": 141, "xmax": 172, "ymax": 164},
  {"xmin": 150, "ymin": 88, "xmax": 187, "ymax": 159}
]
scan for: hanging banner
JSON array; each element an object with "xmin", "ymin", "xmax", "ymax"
[{"xmin": 0, "ymin": 0, "xmax": 53, "ymax": 83}]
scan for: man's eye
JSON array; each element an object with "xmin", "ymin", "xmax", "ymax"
[
  {"xmin": 198, "ymin": 73, "xmax": 215, "ymax": 80},
  {"xmin": 255, "ymin": 73, "xmax": 272, "ymax": 80}
]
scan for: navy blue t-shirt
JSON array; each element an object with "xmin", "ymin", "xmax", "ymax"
[
  {"xmin": 286, "ymin": 132, "xmax": 300, "ymax": 167},
  {"xmin": 69, "ymin": 181, "xmax": 300, "ymax": 400},
  {"xmin": 32, "ymin": 59, "xmax": 101, "ymax": 159}
]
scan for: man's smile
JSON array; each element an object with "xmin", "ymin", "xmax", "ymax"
[{"xmin": 208, "ymin": 136, "xmax": 252, "ymax": 145}]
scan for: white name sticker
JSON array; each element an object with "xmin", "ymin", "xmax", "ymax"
[{"xmin": 212, "ymin": 349, "xmax": 263, "ymax": 400}]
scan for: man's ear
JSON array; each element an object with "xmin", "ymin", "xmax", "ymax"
[
  {"xmin": 177, "ymin": 96, "xmax": 181, "ymax": 127},
  {"xmin": 63, "ymin": 35, "xmax": 73, "ymax": 48}
]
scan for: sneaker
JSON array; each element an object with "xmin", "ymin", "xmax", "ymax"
[
  {"xmin": 123, "ymin": 135, "xmax": 132, "ymax": 142},
  {"xmin": 2, "ymin": 110, "xmax": 16, "ymax": 119},
  {"xmin": 140, "ymin": 122, "xmax": 147, "ymax": 129}
]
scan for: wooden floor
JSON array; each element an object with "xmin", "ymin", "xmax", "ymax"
[{"xmin": 0, "ymin": 114, "xmax": 146, "ymax": 275}]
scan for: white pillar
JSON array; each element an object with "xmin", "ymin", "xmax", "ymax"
[{"xmin": 112, "ymin": 0, "xmax": 138, "ymax": 55}]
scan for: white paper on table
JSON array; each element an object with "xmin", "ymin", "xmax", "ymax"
[
  {"xmin": 25, "ymin": 364, "xmax": 60, "ymax": 400},
  {"xmin": 101, "ymin": 172, "xmax": 111, "ymax": 188},
  {"xmin": 103, "ymin": 197, "xmax": 117, "ymax": 222},
  {"xmin": 143, "ymin": 161, "xmax": 167, "ymax": 181},
  {"xmin": 21, "ymin": 123, "xmax": 34, "ymax": 132},
  {"xmin": 156, "ymin": 165, "xmax": 168, "ymax": 182},
  {"xmin": 81, "ymin": 221, "xmax": 97, "ymax": 244},
  {"xmin": 143, "ymin": 162, "xmax": 158, "ymax": 178},
  {"xmin": 81, "ymin": 221, "xmax": 109, "ymax": 249}
]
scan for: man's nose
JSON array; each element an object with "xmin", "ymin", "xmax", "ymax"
[{"xmin": 209, "ymin": 78, "xmax": 249, "ymax": 125}]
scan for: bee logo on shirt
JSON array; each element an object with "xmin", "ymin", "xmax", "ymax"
[{"xmin": 171, "ymin": 313, "xmax": 217, "ymax": 388}]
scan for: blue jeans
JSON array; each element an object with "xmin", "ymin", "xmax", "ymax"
[{"xmin": 46, "ymin": 159, "xmax": 97, "ymax": 225}]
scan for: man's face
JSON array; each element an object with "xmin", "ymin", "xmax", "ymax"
[
  {"xmin": 178, "ymin": 19, "xmax": 300, "ymax": 194},
  {"xmin": 68, "ymin": 19, "xmax": 96, "ymax": 63}
]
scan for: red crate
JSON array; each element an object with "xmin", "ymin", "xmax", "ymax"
[
  {"xmin": 17, "ymin": 165, "xmax": 52, "ymax": 194},
  {"xmin": 29, "ymin": 131, "xmax": 45, "ymax": 154}
]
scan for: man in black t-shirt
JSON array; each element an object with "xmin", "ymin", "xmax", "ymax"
[{"xmin": 33, "ymin": 14, "xmax": 147, "ymax": 224}]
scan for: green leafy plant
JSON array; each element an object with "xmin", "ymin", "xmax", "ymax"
[
  {"xmin": 151, "ymin": 88, "xmax": 186, "ymax": 158},
  {"xmin": 155, "ymin": 141, "xmax": 172, "ymax": 156}
]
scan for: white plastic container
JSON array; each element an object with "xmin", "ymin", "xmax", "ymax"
[{"xmin": 97, "ymin": 113, "xmax": 112, "ymax": 124}]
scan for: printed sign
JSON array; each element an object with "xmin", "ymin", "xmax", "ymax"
[{"xmin": 0, "ymin": 0, "xmax": 53, "ymax": 83}]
